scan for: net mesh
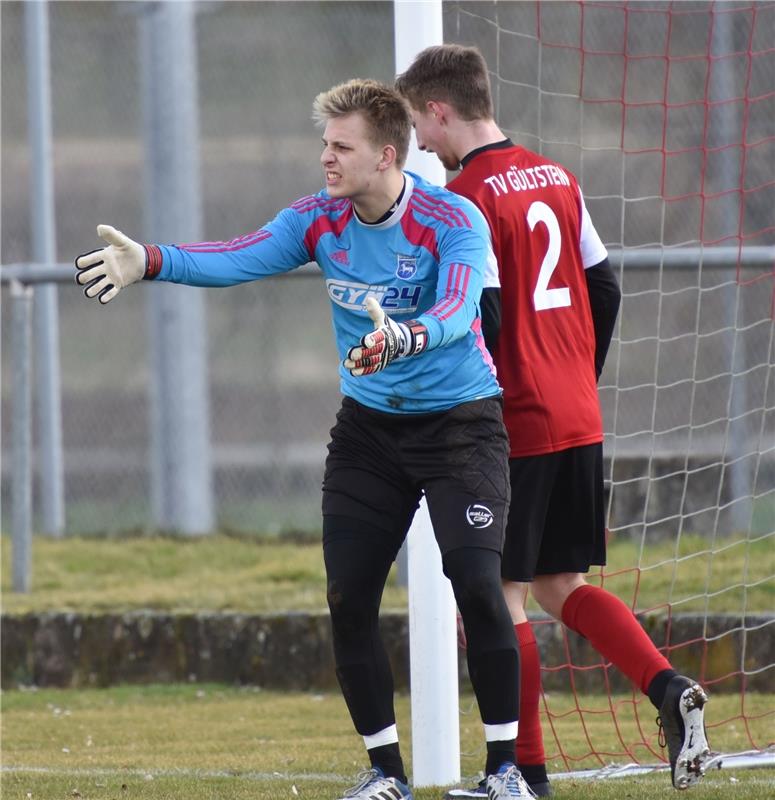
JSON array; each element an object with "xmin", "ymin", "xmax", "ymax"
[{"xmin": 447, "ymin": 0, "xmax": 774, "ymax": 771}]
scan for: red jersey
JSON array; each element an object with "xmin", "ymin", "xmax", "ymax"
[{"xmin": 448, "ymin": 144, "xmax": 608, "ymax": 456}]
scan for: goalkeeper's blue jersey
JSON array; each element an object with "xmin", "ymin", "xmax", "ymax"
[{"xmin": 154, "ymin": 171, "xmax": 499, "ymax": 414}]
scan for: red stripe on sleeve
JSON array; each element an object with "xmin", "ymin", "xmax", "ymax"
[
  {"xmin": 412, "ymin": 188, "xmax": 472, "ymax": 228},
  {"xmin": 427, "ymin": 263, "xmax": 472, "ymax": 321},
  {"xmin": 180, "ymin": 230, "xmax": 273, "ymax": 254}
]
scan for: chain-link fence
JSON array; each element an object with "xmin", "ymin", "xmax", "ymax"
[
  {"xmin": 2, "ymin": 1, "xmax": 397, "ymax": 535},
  {"xmin": 2, "ymin": 1, "xmax": 773, "ymax": 537}
]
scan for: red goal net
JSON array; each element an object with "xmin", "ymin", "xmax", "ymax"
[{"xmin": 447, "ymin": 0, "xmax": 774, "ymax": 775}]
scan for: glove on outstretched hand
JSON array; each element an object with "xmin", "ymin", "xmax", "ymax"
[
  {"xmin": 74, "ymin": 225, "xmax": 161, "ymax": 304},
  {"xmin": 344, "ymin": 296, "xmax": 428, "ymax": 376}
]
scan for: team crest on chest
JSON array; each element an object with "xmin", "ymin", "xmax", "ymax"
[{"xmin": 396, "ymin": 254, "xmax": 417, "ymax": 279}]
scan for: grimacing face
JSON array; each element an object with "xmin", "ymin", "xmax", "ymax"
[
  {"xmin": 409, "ymin": 105, "xmax": 459, "ymax": 171},
  {"xmin": 320, "ymin": 112, "xmax": 385, "ymax": 201}
]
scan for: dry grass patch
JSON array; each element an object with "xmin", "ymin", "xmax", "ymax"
[
  {"xmin": 3, "ymin": 532, "xmax": 773, "ymax": 615},
  {"xmin": 2, "ymin": 685, "xmax": 774, "ymax": 800}
]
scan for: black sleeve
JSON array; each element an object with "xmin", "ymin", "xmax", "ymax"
[
  {"xmin": 585, "ymin": 257, "xmax": 621, "ymax": 380},
  {"xmin": 480, "ymin": 287, "xmax": 501, "ymax": 354}
]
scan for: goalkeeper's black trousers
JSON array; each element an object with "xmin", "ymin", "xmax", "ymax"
[{"xmin": 323, "ymin": 515, "xmax": 520, "ymax": 738}]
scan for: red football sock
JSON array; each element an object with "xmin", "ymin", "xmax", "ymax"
[
  {"xmin": 561, "ymin": 584, "xmax": 672, "ymax": 694},
  {"xmin": 514, "ymin": 621, "xmax": 546, "ymax": 767}
]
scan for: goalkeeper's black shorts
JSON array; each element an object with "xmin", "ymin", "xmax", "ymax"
[
  {"xmin": 322, "ymin": 394, "xmax": 510, "ymax": 558},
  {"xmin": 501, "ymin": 442, "xmax": 607, "ymax": 581}
]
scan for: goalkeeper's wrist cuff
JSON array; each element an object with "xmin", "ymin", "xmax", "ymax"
[
  {"xmin": 399, "ymin": 320, "xmax": 429, "ymax": 357},
  {"xmin": 143, "ymin": 244, "xmax": 163, "ymax": 280}
]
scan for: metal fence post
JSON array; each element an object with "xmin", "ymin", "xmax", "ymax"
[
  {"xmin": 712, "ymin": 8, "xmax": 752, "ymax": 535},
  {"xmin": 139, "ymin": 0, "xmax": 214, "ymax": 535},
  {"xmin": 11, "ymin": 281, "xmax": 34, "ymax": 593},
  {"xmin": 25, "ymin": 0, "xmax": 65, "ymax": 537}
]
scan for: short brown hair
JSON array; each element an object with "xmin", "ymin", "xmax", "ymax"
[
  {"xmin": 313, "ymin": 79, "xmax": 411, "ymax": 168},
  {"xmin": 395, "ymin": 44, "xmax": 493, "ymax": 121}
]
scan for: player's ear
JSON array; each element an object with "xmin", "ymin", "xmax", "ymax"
[
  {"xmin": 428, "ymin": 100, "xmax": 454, "ymax": 126},
  {"xmin": 377, "ymin": 143, "xmax": 397, "ymax": 171}
]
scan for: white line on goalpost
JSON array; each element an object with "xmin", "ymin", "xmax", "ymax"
[{"xmin": 394, "ymin": 0, "xmax": 461, "ymax": 789}]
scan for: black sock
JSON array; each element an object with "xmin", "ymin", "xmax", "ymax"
[
  {"xmin": 368, "ymin": 742, "xmax": 406, "ymax": 785},
  {"xmin": 647, "ymin": 668, "xmax": 679, "ymax": 709},
  {"xmin": 519, "ymin": 763, "xmax": 549, "ymax": 786},
  {"xmin": 485, "ymin": 740, "xmax": 516, "ymax": 776}
]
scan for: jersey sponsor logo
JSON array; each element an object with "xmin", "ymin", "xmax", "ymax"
[
  {"xmin": 396, "ymin": 254, "xmax": 417, "ymax": 279},
  {"xmin": 466, "ymin": 503, "xmax": 494, "ymax": 528},
  {"xmin": 326, "ymin": 279, "xmax": 422, "ymax": 312},
  {"xmin": 331, "ymin": 250, "xmax": 350, "ymax": 265}
]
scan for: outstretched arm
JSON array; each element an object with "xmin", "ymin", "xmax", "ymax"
[{"xmin": 74, "ymin": 208, "xmax": 310, "ymax": 304}]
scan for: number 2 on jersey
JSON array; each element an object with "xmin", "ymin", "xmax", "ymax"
[{"xmin": 527, "ymin": 201, "xmax": 571, "ymax": 311}]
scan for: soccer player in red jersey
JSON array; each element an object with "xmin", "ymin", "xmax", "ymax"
[{"xmin": 397, "ymin": 45, "xmax": 712, "ymax": 795}]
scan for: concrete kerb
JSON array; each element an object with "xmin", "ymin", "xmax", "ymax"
[{"xmin": 2, "ymin": 611, "xmax": 772, "ymax": 691}]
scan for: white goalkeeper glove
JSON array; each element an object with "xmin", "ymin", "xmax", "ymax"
[
  {"xmin": 344, "ymin": 296, "xmax": 428, "ymax": 376},
  {"xmin": 74, "ymin": 225, "xmax": 162, "ymax": 304}
]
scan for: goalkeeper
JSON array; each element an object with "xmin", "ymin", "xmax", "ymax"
[
  {"xmin": 397, "ymin": 45, "xmax": 713, "ymax": 795},
  {"xmin": 75, "ymin": 80, "xmax": 534, "ymax": 800}
]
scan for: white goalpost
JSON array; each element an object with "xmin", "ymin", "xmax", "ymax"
[{"xmin": 394, "ymin": 0, "xmax": 462, "ymax": 789}]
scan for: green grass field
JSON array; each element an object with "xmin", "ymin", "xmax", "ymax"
[
  {"xmin": 2, "ymin": 531, "xmax": 773, "ymax": 615},
  {"xmin": 3, "ymin": 533, "xmax": 773, "ymax": 798},
  {"xmin": 2, "ymin": 684, "xmax": 774, "ymax": 800}
]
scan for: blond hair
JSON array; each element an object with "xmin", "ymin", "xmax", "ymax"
[
  {"xmin": 313, "ymin": 79, "xmax": 411, "ymax": 167},
  {"xmin": 395, "ymin": 44, "xmax": 494, "ymax": 121}
]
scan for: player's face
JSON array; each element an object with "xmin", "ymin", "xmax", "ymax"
[
  {"xmin": 409, "ymin": 106, "xmax": 459, "ymax": 171},
  {"xmin": 320, "ymin": 113, "xmax": 384, "ymax": 200}
]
